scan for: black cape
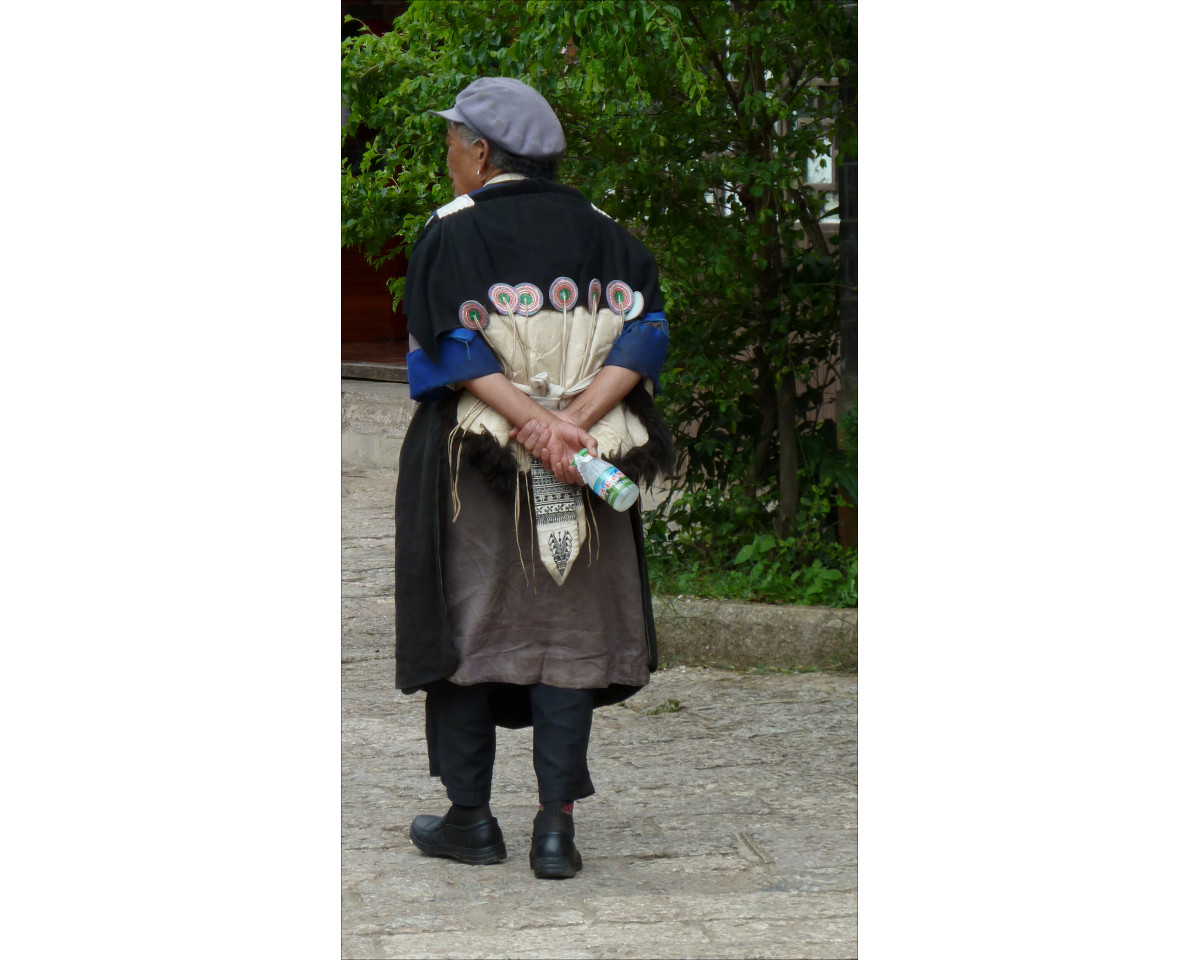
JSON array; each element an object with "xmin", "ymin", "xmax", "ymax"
[
  {"xmin": 393, "ymin": 179, "xmax": 672, "ymax": 728},
  {"xmin": 404, "ymin": 178, "xmax": 664, "ymax": 361}
]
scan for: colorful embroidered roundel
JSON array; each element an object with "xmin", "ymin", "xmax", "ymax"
[
  {"xmin": 550, "ymin": 277, "xmax": 578, "ymax": 312},
  {"xmin": 513, "ymin": 282, "xmax": 544, "ymax": 316},
  {"xmin": 606, "ymin": 280, "xmax": 634, "ymax": 314},
  {"xmin": 588, "ymin": 278, "xmax": 601, "ymax": 314},
  {"xmin": 488, "ymin": 282, "xmax": 518, "ymax": 314},
  {"xmin": 458, "ymin": 299, "xmax": 489, "ymax": 331}
]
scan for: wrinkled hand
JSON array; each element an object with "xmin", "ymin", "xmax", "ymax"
[
  {"xmin": 509, "ymin": 418, "xmax": 550, "ymax": 455},
  {"xmin": 509, "ymin": 416, "xmax": 597, "ymax": 485}
]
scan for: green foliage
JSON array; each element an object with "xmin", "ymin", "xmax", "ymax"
[
  {"xmin": 646, "ymin": 402, "xmax": 857, "ymax": 607},
  {"xmin": 342, "ymin": 1, "xmax": 858, "ymax": 605},
  {"xmin": 645, "ymin": 472, "xmax": 857, "ymax": 607}
]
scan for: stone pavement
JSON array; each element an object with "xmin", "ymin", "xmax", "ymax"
[{"xmin": 343, "ymin": 467, "xmax": 858, "ymax": 959}]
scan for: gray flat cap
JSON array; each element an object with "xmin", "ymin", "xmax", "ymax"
[{"xmin": 433, "ymin": 77, "xmax": 566, "ymax": 160}]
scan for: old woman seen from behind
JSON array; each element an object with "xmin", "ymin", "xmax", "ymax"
[{"xmin": 393, "ymin": 76, "xmax": 672, "ymax": 879}]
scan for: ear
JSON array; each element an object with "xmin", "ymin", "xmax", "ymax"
[{"xmin": 475, "ymin": 137, "xmax": 491, "ymax": 170}]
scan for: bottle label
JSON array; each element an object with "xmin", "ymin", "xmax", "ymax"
[
  {"xmin": 595, "ymin": 467, "xmax": 634, "ymax": 503},
  {"xmin": 572, "ymin": 449, "xmax": 634, "ymax": 508}
]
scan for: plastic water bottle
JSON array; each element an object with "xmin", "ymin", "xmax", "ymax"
[{"xmin": 572, "ymin": 449, "xmax": 639, "ymax": 512}]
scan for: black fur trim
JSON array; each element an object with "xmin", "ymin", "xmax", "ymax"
[
  {"xmin": 459, "ymin": 430, "xmax": 521, "ymax": 495},
  {"xmin": 611, "ymin": 386, "xmax": 675, "ymax": 484},
  {"xmin": 434, "ymin": 394, "xmax": 522, "ymax": 495}
]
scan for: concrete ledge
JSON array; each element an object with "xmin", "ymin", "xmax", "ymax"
[
  {"xmin": 342, "ymin": 379, "xmax": 413, "ymax": 470},
  {"xmin": 652, "ymin": 597, "xmax": 857, "ymax": 671}
]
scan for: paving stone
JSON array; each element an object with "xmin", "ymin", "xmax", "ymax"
[{"xmin": 343, "ymin": 466, "xmax": 858, "ymax": 958}]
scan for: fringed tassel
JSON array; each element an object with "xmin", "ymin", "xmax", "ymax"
[
  {"xmin": 513, "ymin": 476, "xmax": 531, "ymax": 589},
  {"xmin": 448, "ymin": 396, "xmax": 489, "ymax": 523},
  {"xmin": 582, "ymin": 486, "xmax": 599, "ymax": 567},
  {"xmin": 577, "ymin": 282, "xmax": 601, "ymax": 385},
  {"xmin": 506, "ymin": 306, "xmax": 532, "ymax": 382},
  {"xmin": 559, "ymin": 308, "xmax": 569, "ymax": 388},
  {"xmin": 447, "ymin": 426, "xmax": 465, "ymax": 523},
  {"xmin": 526, "ymin": 471, "xmax": 537, "ymax": 593}
]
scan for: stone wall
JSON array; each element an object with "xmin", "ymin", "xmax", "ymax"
[{"xmin": 342, "ymin": 378, "xmax": 414, "ymax": 470}]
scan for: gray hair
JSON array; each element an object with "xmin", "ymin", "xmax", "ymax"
[{"xmin": 448, "ymin": 120, "xmax": 560, "ymax": 181}]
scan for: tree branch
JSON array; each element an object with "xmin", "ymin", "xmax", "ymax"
[{"xmin": 679, "ymin": 1, "xmax": 745, "ymax": 115}]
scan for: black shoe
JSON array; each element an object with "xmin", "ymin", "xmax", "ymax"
[
  {"xmin": 529, "ymin": 831, "xmax": 583, "ymax": 879},
  {"xmin": 530, "ymin": 802, "xmax": 582, "ymax": 879},
  {"xmin": 410, "ymin": 812, "xmax": 507, "ymax": 865}
]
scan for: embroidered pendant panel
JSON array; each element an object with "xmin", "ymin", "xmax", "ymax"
[{"xmin": 530, "ymin": 458, "xmax": 585, "ymax": 584}]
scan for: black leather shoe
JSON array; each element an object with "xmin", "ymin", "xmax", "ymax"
[
  {"xmin": 529, "ymin": 830, "xmax": 583, "ymax": 879},
  {"xmin": 410, "ymin": 813, "xmax": 507, "ymax": 865}
]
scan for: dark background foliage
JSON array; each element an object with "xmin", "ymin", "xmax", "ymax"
[{"xmin": 343, "ymin": 1, "xmax": 858, "ymax": 605}]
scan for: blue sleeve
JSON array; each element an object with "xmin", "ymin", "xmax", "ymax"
[
  {"xmin": 603, "ymin": 311, "xmax": 670, "ymax": 394},
  {"xmin": 407, "ymin": 328, "xmax": 503, "ymax": 403}
]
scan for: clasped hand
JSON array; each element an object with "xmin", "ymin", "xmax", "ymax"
[{"xmin": 508, "ymin": 414, "xmax": 597, "ymax": 486}]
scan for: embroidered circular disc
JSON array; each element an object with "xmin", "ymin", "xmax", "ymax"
[
  {"xmin": 550, "ymin": 277, "xmax": 578, "ymax": 312},
  {"xmin": 588, "ymin": 278, "xmax": 601, "ymax": 314},
  {"xmin": 513, "ymin": 282, "xmax": 544, "ymax": 316},
  {"xmin": 488, "ymin": 282, "xmax": 518, "ymax": 314},
  {"xmin": 606, "ymin": 280, "xmax": 633, "ymax": 314},
  {"xmin": 458, "ymin": 299, "xmax": 489, "ymax": 331}
]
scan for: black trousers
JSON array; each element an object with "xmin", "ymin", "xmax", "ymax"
[{"xmin": 425, "ymin": 680, "xmax": 597, "ymax": 806}]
